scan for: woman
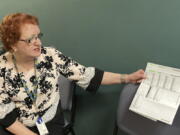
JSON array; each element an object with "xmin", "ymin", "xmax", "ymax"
[{"xmin": 0, "ymin": 13, "xmax": 145, "ymax": 135}]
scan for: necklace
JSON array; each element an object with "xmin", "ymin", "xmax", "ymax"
[{"xmin": 12, "ymin": 55, "xmax": 38, "ymax": 103}]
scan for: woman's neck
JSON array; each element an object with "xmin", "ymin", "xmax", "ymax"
[{"xmin": 12, "ymin": 52, "xmax": 35, "ymax": 72}]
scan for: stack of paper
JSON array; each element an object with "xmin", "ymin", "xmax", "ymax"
[{"xmin": 129, "ymin": 62, "xmax": 180, "ymax": 125}]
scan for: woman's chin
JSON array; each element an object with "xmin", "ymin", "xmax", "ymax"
[{"xmin": 32, "ymin": 49, "xmax": 41, "ymax": 57}]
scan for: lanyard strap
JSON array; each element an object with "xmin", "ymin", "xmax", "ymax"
[{"xmin": 12, "ymin": 55, "xmax": 38, "ymax": 102}]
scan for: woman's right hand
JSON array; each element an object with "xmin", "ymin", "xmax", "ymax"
[{"xmin": 6, "ymin": 120, "xmax": 39, "ymax": 135}]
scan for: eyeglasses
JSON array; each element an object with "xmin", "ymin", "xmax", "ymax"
[{"xmin": 19, "ymin": 33, "xmax": 43, "ymax": 44}]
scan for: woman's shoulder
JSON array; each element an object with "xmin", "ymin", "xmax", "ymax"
[
  {"xmin": 0, "ymin": 52, "xmax": 13, "ymax": 77},
  {"xmin": 41, "ymin": 46, "xmax": 62, "ymax": 56},
  {"xmin": 0, "ymin": 51, "xmax": 10, "ymax": 65}
]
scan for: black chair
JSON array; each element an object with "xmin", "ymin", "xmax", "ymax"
[
  {"xmin": 0, "ymin": 45, "xmax": 5, "ymax": 55},
  {"xmin": 113, "ymin": 83, "xmax": 180, "ymax": 135},
  {"xmin": 59, "ymin": 76, "xmax": 77, "ymax": 135}
]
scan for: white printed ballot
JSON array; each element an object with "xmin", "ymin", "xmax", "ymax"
[{"xmin": 129, "ymin": 62, "xmax": 180, "ymax": 125}]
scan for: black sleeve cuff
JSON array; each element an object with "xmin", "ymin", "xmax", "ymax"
[
  {"xmin": 0, "ymin": 108, "xmax": 19, "ymax": 128},
  {"xmin": 86, "ymin": 68, "xmax": 104, "ymax": 93}
]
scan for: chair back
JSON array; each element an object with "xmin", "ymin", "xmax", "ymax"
[
  {"xmin": 0, "ymin": 46, "xmax": 6, "ymax": 55},
  {"xmin": 59, "ymin": 75, "xmax": 76, "ymax": 111},
  {"xmin": 58, "ymin": 75, "xmax": 76, "ymax": 135}
]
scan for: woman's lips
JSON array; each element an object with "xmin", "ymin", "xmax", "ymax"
[{"xmin": 34, "ymin": 48, "xmax": 40, "ymax": 51}]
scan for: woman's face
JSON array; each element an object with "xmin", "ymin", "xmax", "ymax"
[{"xmin": 12, "ymin": 23, "xmax": 42, "ymax": 58}]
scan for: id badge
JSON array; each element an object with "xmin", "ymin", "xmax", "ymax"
[{"xmin": 36, "ymin": 117, "xmax": 49, "ymax": 135}]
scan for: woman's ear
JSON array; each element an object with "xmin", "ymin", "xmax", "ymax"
[{"xmin": 11, "ymin": 44, "xmax": 17, "ymax": 52}]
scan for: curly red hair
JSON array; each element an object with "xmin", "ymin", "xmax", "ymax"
[{"xmin": 0, "ymin": 13, "xmax": 39, "ymax": 51}]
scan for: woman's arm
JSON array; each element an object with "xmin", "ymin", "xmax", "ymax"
[
  {"xmin": 101, "ymin": 69, "xmax": 146, "ymax": 85},
  {"xmin": 6, "ymin": 120, "xmax": 38, "ymax": 135}
]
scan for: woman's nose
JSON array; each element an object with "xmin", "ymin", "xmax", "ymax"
[{"xmin": 33, "ymin": 38, "xmax": 42, "ymax": 46}]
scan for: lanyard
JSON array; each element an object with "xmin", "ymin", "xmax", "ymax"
[{"xmin": 12, "ymin": 55, "xmax": 38, "ymax": 103}]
